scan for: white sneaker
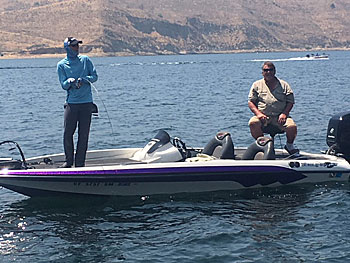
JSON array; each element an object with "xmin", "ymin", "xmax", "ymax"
[{"xmin": 284, "ymin": 145, "xmax": 300, "ymax": 156}]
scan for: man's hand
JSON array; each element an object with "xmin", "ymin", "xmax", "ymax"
[
  {"xmin": 257, "ymin": 112, "xmax": 267, "ymax": 121},
  {"xmin": 67, "ymin": 78, "xmax": 76, "ymax": 84},
  {"xmin": 76, "ymin": 78, "xmax": 83, "ymax": 88},
  {"xmin": 278, "ymin": 113, "xmax": 287, "ymax": 124},
  {"xmin": 257, "ymin": 112, "xmax": 268, "ymax": 126}
]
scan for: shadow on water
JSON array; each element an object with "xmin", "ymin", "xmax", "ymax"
[
  {"xmin": 6, "ymin": 183, "xmax": 340, "ymax": 222},
  {"xmin": 7, "ymin": 181, "xmax": 349, "ymax": 213}
]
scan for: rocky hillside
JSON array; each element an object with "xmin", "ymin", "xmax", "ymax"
[{"xmin": 0, "ymin": 0, "xmax": 349, "ymax": 57}]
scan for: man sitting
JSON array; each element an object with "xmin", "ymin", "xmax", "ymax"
[{"xmin": 248, "ymin": 61, "xmax": 299, "ymax": 155}]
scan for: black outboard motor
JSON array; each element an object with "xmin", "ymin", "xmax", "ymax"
[{"xmin": 326, "ymin": 111, "xmax": 350, "ymax": 158}]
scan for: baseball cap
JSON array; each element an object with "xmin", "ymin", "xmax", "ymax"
[{"xmin": 64, "ymin": 37, "xmax": 83, "ymax": 47}]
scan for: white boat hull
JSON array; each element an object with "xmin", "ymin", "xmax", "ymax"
[
  {"xmin": 1, "ymin": 126, "xmax": 350, "ymax": 197},
  {"xmin": 0, "ymin": 150, "xmax": 349, "ymax": 197}
]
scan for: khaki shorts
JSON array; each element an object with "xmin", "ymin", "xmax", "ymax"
[{"xmin": 248, "ymin": 115, "xmax": 296, "ymax": 132}]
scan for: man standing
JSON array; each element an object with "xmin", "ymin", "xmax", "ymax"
[
  {"xmin": 57, "ymin": 37, "xmax": 98, "ymax": 167},
  {"xmin": 248, "ymin": 61, "xmax": 299, "ymax": 155}
]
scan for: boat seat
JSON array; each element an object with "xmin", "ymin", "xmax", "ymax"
[
  {"xmin": 202, "ymin": 132, "xmax": 235, "ymax": 159},
  {"xmin": 242, "ymin": 136, "xmax": 275, "ymax": 160},
  {"xmin": 263, "ymin": 124, "xmax": 284, "ymax": 138}
]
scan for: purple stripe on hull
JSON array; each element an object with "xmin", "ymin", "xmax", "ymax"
[{"xmin": 1, "ymin": 166, "xmax": 308, "ymax": 187}]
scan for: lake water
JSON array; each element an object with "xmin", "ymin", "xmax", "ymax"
[{"xmin": 0, "ymin": 51, "xmax": 350, "ymax": 262}]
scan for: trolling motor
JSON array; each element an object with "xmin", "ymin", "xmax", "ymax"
[
  {"xmin": 326, "ymin": 111, "xmax": 350, "ymax": 161},
  {"xmin": 0, "ymin": 141, "xmax": 28, "ymax": 169}
]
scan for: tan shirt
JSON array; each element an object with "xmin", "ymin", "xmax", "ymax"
[{"xmin": 248, "ymin": 78, "xmax": 294, "ymax": 117}]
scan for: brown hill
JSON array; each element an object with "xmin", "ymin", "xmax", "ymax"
[{"xmin": 0, "ymin": 0, "xmax": 349, "ymax": 57}]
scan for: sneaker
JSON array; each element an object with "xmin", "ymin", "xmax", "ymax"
[
  {"xmin": 284, "ymin": 145, "xmax": 300, "ymax": 156},
  {"xmin": 59, "ymin": 162, "xmax": 72, "ymax": 168}
]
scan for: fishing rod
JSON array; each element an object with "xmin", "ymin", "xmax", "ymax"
[
  {"xmin": 72, "ymin": 76, "xmax": 116, "ymax": 140},
  {"xmin": 87, "ymin": 79, "xmax": 116, "ymax": 140},
  {"xmin": 76, "ymin": 57, "xmax": 116, "ymax": 140}
]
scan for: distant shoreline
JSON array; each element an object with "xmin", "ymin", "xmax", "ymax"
[{"xmin": 1, "ymin": 47, "xmax": 349, "ymax": 60}]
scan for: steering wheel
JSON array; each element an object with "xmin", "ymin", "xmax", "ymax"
[{"xmin": 172, "ymin": 137, "xmax": 188, "ymax": 157}]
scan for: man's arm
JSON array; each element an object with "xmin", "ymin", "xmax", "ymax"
[
  {"xmin": 57, "ymin": 63, "xmax": 73, "ymax": 90},
  {"xmin": 84, "ymin": 57, "xmax": 98, "ymax": 83},
  {"xmin": 248, "ymin": 101, "xmax": 267, "ymax": 121}
]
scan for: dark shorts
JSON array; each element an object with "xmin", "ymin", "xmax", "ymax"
[{"xmin": 248, "ymin": 115, "xmax": 296, "ymax": 131}]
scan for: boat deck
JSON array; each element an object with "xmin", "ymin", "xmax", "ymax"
[
  {"xmin": 25, "ymin": 157, "xmax": 145, "ymax": 170},
  {"xmin": 19, "ymin": 148, "xmax": 331, "ymax": 170}
]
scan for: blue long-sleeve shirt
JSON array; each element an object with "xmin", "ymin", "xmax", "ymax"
[{"xmin": 57, "ymin": 55, "xmax": 98, "ymax": 104}]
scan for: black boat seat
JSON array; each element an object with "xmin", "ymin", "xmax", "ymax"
[
  {"xmin": 202, "ymin": 132, "xmax": 235, "ymax": 159},
  {"xmin": 242, "ymin": 136, "xmax": 275, "ymax": 160},
  {"xmin": 263, "ymin": 124, "xmax": 285, "ymax": 138}
]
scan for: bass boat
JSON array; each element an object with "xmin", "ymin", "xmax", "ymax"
[{"xmin": 0, "ymin": 112, "xmax": 350, "ymax": 197}]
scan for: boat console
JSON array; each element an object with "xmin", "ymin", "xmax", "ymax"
[{"xmin": 131, "ymin": 130, "xmax": 185, "ymax": 163}]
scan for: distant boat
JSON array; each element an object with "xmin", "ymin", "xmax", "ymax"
[
  {"xmin": 250, "ymin": 52, "xmax": 329, "ymax": 62},
  {"xmin": 305, "ymin": 53, "xmax": 329, "ymax": 59}
]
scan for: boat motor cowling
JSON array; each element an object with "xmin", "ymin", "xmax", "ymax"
[{"xmin": 326, "ymin": 111, "xmax": 350, "ymax": 156}]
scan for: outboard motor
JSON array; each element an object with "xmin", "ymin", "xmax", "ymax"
[
  {"xmin": 131, "ymin": 130, "xmax": 184, "ymax": 163},
  {"xmin": 326, "ymin": 111, "xmax": 350, "ymax": 158}
]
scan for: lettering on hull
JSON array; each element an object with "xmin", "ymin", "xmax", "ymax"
[{"xmin": 73, "ymin": 182, "xmax": 131, "ymax": 187}]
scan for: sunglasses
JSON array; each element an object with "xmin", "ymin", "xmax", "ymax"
[{"xmin": 263, "ymin": 68, "xmax": 274, "ymax": 72}]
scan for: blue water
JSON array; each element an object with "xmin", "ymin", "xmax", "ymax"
[{"xmin": 0, "ymin": 51, "xmax": 350, "ymax": 262}]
